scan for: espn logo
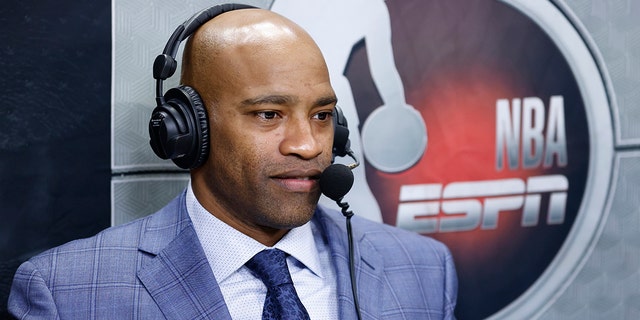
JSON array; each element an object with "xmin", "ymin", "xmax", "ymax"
[{"xmin": 396, "ymin": 175, "xmax": 568, "ymax": 233}]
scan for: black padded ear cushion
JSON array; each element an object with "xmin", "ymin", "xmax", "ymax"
[
  {"xmin": 181, "ymin": 85, "xmax": 209, "ymax": 169},
  {"xmin": 164, "ymin": 85, "xmax": 209, "ymax": 169},
  {"xmin": 179, "ymin": 85, "xmax": 209, "ymax": 169},
  {"xmin": 332, "ymin": 106, "xmax": 351, "ymax": 157}
]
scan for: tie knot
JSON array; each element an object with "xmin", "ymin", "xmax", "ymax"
[{"xmin": 246, "ymin": 249, "xmax": 292, "ymax": 288}]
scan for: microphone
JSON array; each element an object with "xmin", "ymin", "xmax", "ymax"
[
  {"xmin": 319, "ymin": 163, "xmax": 354, "ymax": 201},
  {"xmin": 319, "ymin": 149, "xmax": 360, "ymax": 201}
]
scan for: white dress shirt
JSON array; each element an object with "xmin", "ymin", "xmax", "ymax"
[{"xmin": 186, "ymin": 183, "xmax": 339, "ymax": 319}]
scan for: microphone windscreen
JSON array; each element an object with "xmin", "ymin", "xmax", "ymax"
[{"xmin": 319, "ymin": 164, "xmax": 354, "ymax": 201}]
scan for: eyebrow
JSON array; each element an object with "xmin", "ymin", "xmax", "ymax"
[
  {"xmin": 241, "ymin": 94, "xmax": 338, "ymax": 108},
  {"xmin": 241, "ymin": 94, "xmax": 292, "ymax": 106}
]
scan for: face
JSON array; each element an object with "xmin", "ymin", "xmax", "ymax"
[{"xmin": 190, "ymin": 19, "xmax": 336, "ymax": 242}]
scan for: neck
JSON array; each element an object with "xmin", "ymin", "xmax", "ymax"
[{"xmin": 190, "ymin": 179, "xmax": 290, "ymax": 247}]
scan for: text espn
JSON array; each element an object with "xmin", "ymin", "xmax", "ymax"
[{"xmin": 396, "ymin": 175, "xmax": 568, "ymax": 233}]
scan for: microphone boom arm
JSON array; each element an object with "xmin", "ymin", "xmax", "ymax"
[{"xmin": 346, "ymin": 150, "xmax": 360, "ymax": 170}]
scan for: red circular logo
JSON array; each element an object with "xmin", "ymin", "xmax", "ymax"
[{"xmin": 342, "ymin": 1, "xmax": 612, "ymax": 318}]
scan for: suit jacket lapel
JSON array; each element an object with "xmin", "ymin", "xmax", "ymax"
[
  {"xmin": 137, "ymin": 193, "xmax": 232, "ymax": 320},
  {"xmin": 315, "ymin": 209, "xmax": 383, "ymax": 319}
]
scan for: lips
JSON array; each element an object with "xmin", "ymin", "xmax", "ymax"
[{"xmin": 271, "ymin": 169, "xmax": 322, "ymax": 192}]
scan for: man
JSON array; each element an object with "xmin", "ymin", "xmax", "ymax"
[{"xmin": 9, "ymin": 7, "xmax": 457, "ymax": 319}]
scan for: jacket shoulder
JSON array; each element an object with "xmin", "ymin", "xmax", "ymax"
[
  {"xmin": 318, "ymin": 206, "xmax": 452, "ymax": 263},
  {"xmin": 360, "ymin": 215, "xmax": 451, "ymax": 261},
  {"xmin": 25, "ymin": 192, "xmax": 187, "ymax": 277}
]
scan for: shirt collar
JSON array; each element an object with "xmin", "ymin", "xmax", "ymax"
[{"xmin": 186, "ymin": 182, "xmax": 324, "ymax": 283}]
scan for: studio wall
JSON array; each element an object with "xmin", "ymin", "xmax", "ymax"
[{"xmin": 1, "ymin": 0, "xmax": 639, "ymax": 318}]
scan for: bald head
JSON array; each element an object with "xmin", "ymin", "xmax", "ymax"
[{"xmin": 180, "ymin": 8, "xmax": 328, "ymax": 102}]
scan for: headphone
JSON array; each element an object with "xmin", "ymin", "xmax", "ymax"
[{"xmin": 148, "ymin": 3, "xmax": 351, "ymax": 169}]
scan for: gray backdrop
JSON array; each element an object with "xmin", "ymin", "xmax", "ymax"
[{"xmin": 112, "ymin": 0, "xmax": 640, "ymax": 319}]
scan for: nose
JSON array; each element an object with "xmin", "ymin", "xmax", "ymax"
[{"xmin": 279, "ymin": 117, "xmax": 324, "ymax": 160}]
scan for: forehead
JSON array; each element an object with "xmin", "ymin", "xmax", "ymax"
[
  {"xmin": 221, "ymin": 55, "xmax": 334, "ymax": 108},
  {"xmin": 196, "ymin": 22, "xmax": 334, "ymax": 104}
]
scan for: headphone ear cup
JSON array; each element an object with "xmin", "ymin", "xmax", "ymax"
[
  {"xmin": 148, "ymin": 86, "xmax": 209, "ymax": 169},
  {"xmin": 175, "ymin": 85, "xmax": 209, "ymax": 169},
  {"xmin": 332, "ymin": 106, "xmax": 351, "ymax": 158}
]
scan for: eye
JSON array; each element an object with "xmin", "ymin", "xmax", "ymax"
[
  {"xmin": 256, "ymin": 111, "xmax": 279, "ymax": 120},
  {"xmin": 313, "ymin": 111, "xmax": 333, "ymax": 121}
]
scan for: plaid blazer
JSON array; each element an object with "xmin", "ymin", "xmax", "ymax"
[{"xmin": 9, "ymin": 190, "xmax": 457, "ymax": 319}]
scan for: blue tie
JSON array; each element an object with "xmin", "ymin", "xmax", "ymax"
[{"xmin": 246, "ymin": 249, "xmax": 311, "ymax": 320}]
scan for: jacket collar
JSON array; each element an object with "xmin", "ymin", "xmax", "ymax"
[{"xmin": 136, "ymin": 192, "xmax": 232, "ymax": 320}]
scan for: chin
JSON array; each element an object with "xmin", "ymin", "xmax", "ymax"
[{"xmin": 271, "ymin": 206, "xmax": 316, "ymax": 229}]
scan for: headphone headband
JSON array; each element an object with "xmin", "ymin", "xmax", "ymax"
[{"xmin": 153, "ymin": 4, "xmax": 257, "ymax": 105}]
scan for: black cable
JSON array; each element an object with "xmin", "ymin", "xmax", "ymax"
[{"xmin": 337, "ymin": 198, "xmax": 362, "ymax": 320}]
